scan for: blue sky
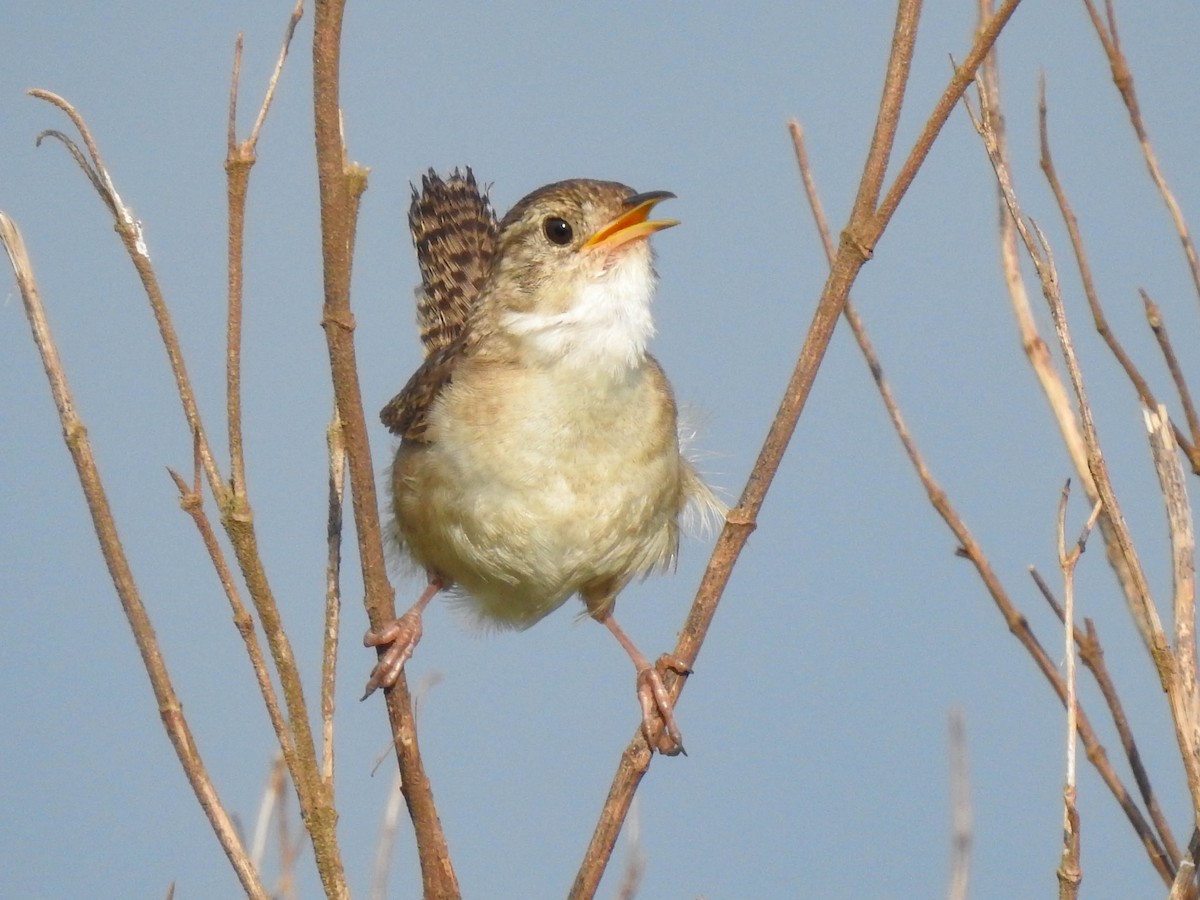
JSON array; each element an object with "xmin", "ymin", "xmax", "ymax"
[{"xmin": 4, "ymin": 2, "xmax": 1200, "ymax": 897}]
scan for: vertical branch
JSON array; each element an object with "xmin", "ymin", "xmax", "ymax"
[
  {"xmin": 310, "ymin": 2, "xmax": 458, "ymax": 896},
  {"xmin": 1146, "ymin": 406, "xmax": 1200, "ymax": 814},
  {"xmin": 947, "ymin": 709, "xmax": 972, "ymax": 900},
  {"xmin": 0, "ymin": 213, "xmax": 267, "ymax": 900},
  {"xmin": 322, "ymin": 410, "xmax": 346, "ymax": 786},
  {"xmin": 226, "ymin": 33, "xmax": 250, "ymax": 498},
  {"xmin": 226, "ymin": 0, "xmax": 302, "ymax": 500},
  {"xmin": 1054, "ymin": 487, "xmax": 1099, "ymax": 900},
  {"xmin": 1033, "ymin": 568, "xmax": 1183, "ymax": 868}
]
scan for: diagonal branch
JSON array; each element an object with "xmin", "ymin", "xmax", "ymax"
[
  {"xmin": 1080, "ymin": 0, "xmax": 1200, "ymax": 309},
  {"xmin": 570, "ymin": 1, "xmax": 1028, "ymax": 895},
  {"xmin": 793, "ymin": 106, "xmax": 1176, "ymax": 886},
  {"xmin": 1037, "ymin": 85, "xmax": 1193, "ymax": 462}
]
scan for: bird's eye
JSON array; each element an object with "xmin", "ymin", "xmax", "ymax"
[{"xmin": 543, "ymin": 216, "xmax": 574, "ymax": 245}]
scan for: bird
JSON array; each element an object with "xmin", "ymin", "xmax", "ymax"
[{"xmin": 363, "ymin": 169, "xmax": 721, "ymax": 754}]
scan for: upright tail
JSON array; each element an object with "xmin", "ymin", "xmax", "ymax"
[{"xmin": 408, "ymin": 168, "xmax": 498, "ymax": 356}]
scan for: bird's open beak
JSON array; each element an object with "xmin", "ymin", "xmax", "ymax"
[{"xmin": 582, "ymin": 190, "xmax": 678, "ymax": 252}]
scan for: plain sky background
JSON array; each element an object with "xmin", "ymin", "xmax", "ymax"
[{"xmin": 4, "ymin": 2, "xmax": 1200, "ymax": 898}]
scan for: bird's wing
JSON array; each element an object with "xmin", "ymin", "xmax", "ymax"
[
  {"xmin": 379, "ymin": 332, "xmax": 468, "ymax": 441},
  {"xmin": 409, "ymin": 168, "xmax": 498, "ymax": 356}
]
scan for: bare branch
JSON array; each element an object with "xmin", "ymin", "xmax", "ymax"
[
  {"xmin": 569, "ymin": 0, "xmax": 1035, "ymax": 891},
  {"xmin": 1142, "ymin": 289, "xmax": 1200, "ymax": 462},
  {"xmin": 947, "ymin": 709, "xmax": 972, "ymax": 900},
  {"xmin": 1054, "ymin": 482, "xmax": 1098, "ymax": 900},
  {"xmin": 1038, "ymin": 84, "xmax": 1192, "ymax": 460},
  {"xmin": 796, "ymin": 85, "xmax": 1176, "ymax": 884},
  {"xmin": 322, "ymin": 409, "xmax": 346, "ymax": 786},
  {"xmin": 1145, "ymin": 405, "xmax": 1200, "ymax": 812},
  {"xmin": 1080, "ymin": 0, "xmax": 1200, "ymax": 308},
  {"xmin": 166, "ymin": 456, "xmax": 292, "ymax": 762},
  {"xmin": 0, "ymin": 212, "xmax": 267, "ymax": 899}
]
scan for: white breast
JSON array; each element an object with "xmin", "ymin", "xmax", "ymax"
[{"xmin": 499, "ymin": 248, "xmax": 658, "ymax": 375}]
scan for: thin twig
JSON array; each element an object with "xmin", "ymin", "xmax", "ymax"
[
  {"xmin": 967, "ymin": 31, "xmax": 1200, "ymax": 877},
  {"xmin": 1054, "ymin": 483, "xmax": 1098, "ymax": 900},
  {"xmin": 167, "ymin": 448, "xmax": 292, "ymax": 762},
  {"xmin": 32, "ymin": 20, "xmax": 347, "ymax": 891},
  {"xmin": 967, "ymin": 57, "xmax": 1157, "ymax": 651},
  {"xmin": 947, "ymin": 709, "xmax": 972, "ymax": 900},
  {"xmin": 0, "ymin": 213, "xmax": 267, "ymax": 899},
  {"xmin": 1145, "ymin": 405, "xmax": 1200, "ymax": 814},
  {"xmin": 1080, "ymin": 0, "xmax": 1200, "ymax": 308},
  {"xmin": 251, "ymin": 755, "xmax": 288, "ymax": 870},
  {"xmin": 1037, "ymin": 83, "xmax": 1192, "ymax": 459},
  {"xmin": 369, "ymin": 671, "xmax": 444, "ymax": 900},
  {"xmin": 1142, "ymin": 289, "xmax": 1200, "ymax": 464},
  {"xmin": 967, "ymin": 59, "xmax": 1167, "ymax": 681},
  {"xmin": 30, "ymin": 89, "xmax": 221, "ymax": 493},
  {"xmin": 225, "ymin": 0, "xmax": 302, "ymax": 500},
  {"xmin": 793, "ymin": 103, "xmax": 1176, "ymax": 886},
  {"xmin": 322, "ymin": 409, "xmax": 346, "ymax": 787},
  {"xmin": 1032, "ymin": 570, "xmax": 1182, "ymax": 867}
]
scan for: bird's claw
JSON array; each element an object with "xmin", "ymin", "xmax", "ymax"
[
  {"xmin": 361, "ymin": 609, "xmax": 424, "ymax": 700},
  {"xmin": 636, "ymin": 654, "xmax": 691, "ymax": 756}
]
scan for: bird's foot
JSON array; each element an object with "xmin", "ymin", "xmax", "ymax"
[
  {"xmin": 636, "ymin": 654, "xmax": 692, "ymax": 756},
  {"xmin": 361, "ymin": 609, "xmax": 425, "ymax": 700},
  {"xmin": 361, "ymin": 579, "xmax": 444, "ymax": 699}
]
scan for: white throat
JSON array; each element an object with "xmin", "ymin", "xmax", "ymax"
[{"xmin": 501, "ymin": 252, "xmax": 657, "ymax": 375}]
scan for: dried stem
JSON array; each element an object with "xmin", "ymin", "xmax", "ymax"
[
  {"xmin": 29, "ymin": 89, "xmax": 222, "ymax": 494},
  {"xmin": 1169, "ymin": 830, "xmax": 1200, "ymax": 900},
  {"xmin": 570, "ymin": 1, "xmax": 1029, "ymax": 894},
  {"xmin": 1080, "ymin": 0, "xmax": 1200, "ymax": 308},
  {"xmin": 1058, "ymin": 788, "xmax": 1081, "ymax": 900},
  {"xmin": 29, "ymin": 14, "xmax": 349, "ymax": 891},
  {"xmin": 167, "ymin": 447, "xmax": 292, "ymax": 762},
  {"xmin": 322, "ymin": 409, "xmax": 346, "ymax": 787},
  {"xmin": 1032, "ymin": 570, "xmax": 1182, "ymax": 867},
  {"xmin": 1037, "ymin": 85, "xmax": 1192, "ymax": 460},
  {"xmin": 1142, "ymin": 290, "xmax": 1200, "ymax": 464},
  {"xmin": 225, "ymin": 2, "xmax": 302, "ymax": 499},
  {"xmin": 967, "ymin": 15, "xmax": 1200, "ymax": 878},
  {"xmin": 310, "ymin": 1, "xmax": 457, "ymax": 895},
  {"xmin": 0, "ymin": 213, "xmax": 266, "ymax": 899},
  {"xmin": 1054, "ymin": 484, "xmax": 1099, "ymax": 899},
  {"xmin": 1145, "ymin": 406, "xmax": 1200, "ymax": 811},
  {"xmin": 792, "ymin": 103, "xmax": 1176, "ymax": 885},
  {"xmin": 251, "ymin": 755, "xmax": 288, "ymax": 870},
  {"xmin": 947, "ymin": 709, "xmax": 972, "ymax": 900},
  {"xmin": 968, "ymin": 44, "xmax": 1156, "ymax": 668}
]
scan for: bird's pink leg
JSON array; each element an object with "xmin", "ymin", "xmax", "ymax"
[
  {"xmin": 361, "ymin": 578, "xmax": 445, "ymax": 700},
  {"xmin": 600, "ymin": 614, "xmax": 691, "ymax": 756}
]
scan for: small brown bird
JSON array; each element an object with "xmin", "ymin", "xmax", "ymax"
[{"xmin": 364, "ymin": 170, "xmax": 720, "ymax": 754}]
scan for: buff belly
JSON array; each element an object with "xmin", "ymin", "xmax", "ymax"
[{"xmin": 390, "ymin": 361, "xmax": 684, "ymax": 629}]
